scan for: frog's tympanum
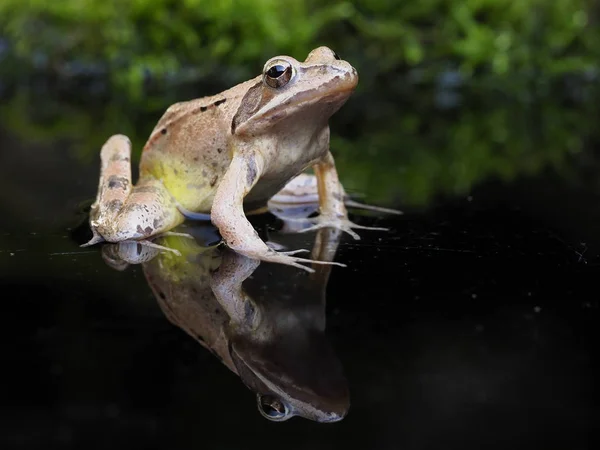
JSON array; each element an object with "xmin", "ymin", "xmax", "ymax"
[
  {"xmin": 84, "ymin": 47, "xmax": 399, "ymax": 271},
  {"xmin": 102, "ymin": 220, "xmax": 349, "ymax": 422}
]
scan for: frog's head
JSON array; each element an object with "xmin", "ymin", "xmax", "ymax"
[
  {"xmin": 228, "ymin": 328, "xmax": 350, "ymax": 423},
  {"xmin": 231, "ymin": 46, "xmax": 358, "ymax": 136}
]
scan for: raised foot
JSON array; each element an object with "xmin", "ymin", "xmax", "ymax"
[
  {"xmin": 257, "ymin": 249, "xmax": 346, "ymax": 273},
  {"xmin": 295, "ymin": 215, "xmax": 388, "ymax": 240}
]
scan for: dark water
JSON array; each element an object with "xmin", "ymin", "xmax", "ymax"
[{"xmin": 1, "ymin": 79, "xmax": 599, "ymax": 449}]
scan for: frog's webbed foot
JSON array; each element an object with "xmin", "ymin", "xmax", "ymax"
[
  {"xmin": 304, "ymin": 151, "xmax": 394, "ymax": 241},
  {"xmin": 256, "ymin": 249, "xmax": 346, "ymax": 273},
  {"xmin": 295, "ymin": 214, "xmax": 388, "ymax": 240}
]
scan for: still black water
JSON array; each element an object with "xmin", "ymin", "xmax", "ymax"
[{"xmin": 1, "ymin": 76, "xmax": 599, "ymax": 449}]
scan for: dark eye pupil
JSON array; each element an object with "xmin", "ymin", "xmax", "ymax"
[
  {"xmin": 260, "ymin": 396, "xmax": 285, "ymax": 418},
  {"xmin": 263, "ymin": 62, "xmax": 293, "ymax": 88},
  {"xmin": 262, "ymin": 403, "xmax": 282, "ymax": 417},
  {"xmin": 332, "ymin": 51, "xmax": 341, "ymax": 60},
  {"xmin": 267, "ymin": 65, "xmax": 287, "ymax": 78}
]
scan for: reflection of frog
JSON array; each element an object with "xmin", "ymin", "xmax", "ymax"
[
  {"xmin": 84, "ymin": 47, "xmax": 397, "ymax": 271},
  {"xmin": 103, "ymin": 224, "xmax": 349, "ymax": 422}
]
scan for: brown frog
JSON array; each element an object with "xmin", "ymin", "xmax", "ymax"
[{"xmin": 84, "ymin": 47, "xmax": 393, "ymax": 271}]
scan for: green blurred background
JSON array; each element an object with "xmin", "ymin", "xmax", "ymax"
[{"xmin": 0, "ymin": 0, "xmax": 598, "ymax": 207}]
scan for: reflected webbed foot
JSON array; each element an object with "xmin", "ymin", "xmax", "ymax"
[{"xmin": 295, "ymin": 214, "xmax": 388, "ymax": 240}]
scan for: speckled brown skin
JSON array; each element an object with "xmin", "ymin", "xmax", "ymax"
[
  {"xmin": 84, "ymin": 47, "xmax": 375, "ymax": 271},
  {"xmin": 87, "ymin": 135, "xmax": 133, "ymax": 242}
]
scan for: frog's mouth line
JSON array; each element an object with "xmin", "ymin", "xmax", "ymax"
[
  {"xmin": 268, "ymin": 84, "xmax": 356, "ymax": 116},
  {"xmin": 280, "ymin": 88, "xmax": 354, "ymax": 116},
  {"xmin": 292, "ymin": 78, "xmax": 357, "ymax": 105}
]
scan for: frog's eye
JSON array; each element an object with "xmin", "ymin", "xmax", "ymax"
[
  {"xmin": 332, "ymin": 50, "xmax": 341, "ymax": 60},
  {"xmin": 264, "ymin": 61, "xmax": 293, "ymax": 89},
  {"xmin": 257, "ymin": 394, "xmax": 291, "ymax": 421}
]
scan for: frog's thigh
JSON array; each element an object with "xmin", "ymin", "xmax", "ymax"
[{"xmin": 108, "ymin": 182, "xmax": 184, "ymax": 241}]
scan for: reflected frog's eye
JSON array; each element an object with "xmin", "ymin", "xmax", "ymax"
[
  {"xmin": 257, "ymin": 394, "xmax": 291, "ymax": 421},
  {"xmin": 264, "ymin": 61, "xmax": 293, "ymax": 89}
]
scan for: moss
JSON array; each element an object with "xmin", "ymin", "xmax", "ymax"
[{"xmin": 1, "ymin": 0, "xmax": 596, "ymax": 90}]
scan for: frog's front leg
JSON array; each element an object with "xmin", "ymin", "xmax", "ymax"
[
  {"xmin": 300, "ymin": 151, "xmax": 388, "ymax": 240},
  {"xmin": 210, "ymin": 152, "xmax": 345, "ymax": 273}
]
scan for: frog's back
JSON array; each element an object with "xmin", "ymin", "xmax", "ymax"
[{"xmin": 138, "ymin": 77, "xmax": 260, "ymax": 211}]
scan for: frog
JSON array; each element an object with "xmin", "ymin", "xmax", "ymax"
[{"xmin": 84, "ymin": 46, "xmax": 392, "ymax": 271}]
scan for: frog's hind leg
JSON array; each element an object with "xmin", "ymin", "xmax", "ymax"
[
  {"xmin": 83, "ymin": 135, "xmax": 184, "ymax": 246},
  {"xmin": 296, "ymin": 151, "xmax": 393, "ymax": 240},
  {"xmin": 96, "ymin": 178, "xmax": 186, "ymax": 242},
  {"xmin": 84, "ymin": 135, "xmax": 133, "ymax": 246}
]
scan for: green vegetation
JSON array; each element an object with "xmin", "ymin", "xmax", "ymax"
[
  {"xmin": 0, "ymin": 0, "xmax": 598, "ymax": 206},
  {"xmin": 1, "ymin": 0, "xmax": 596, "ymax": 87},
  {"xmin": 1, "ymin": 0, "xmax": 355, "ymax": 98}
]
